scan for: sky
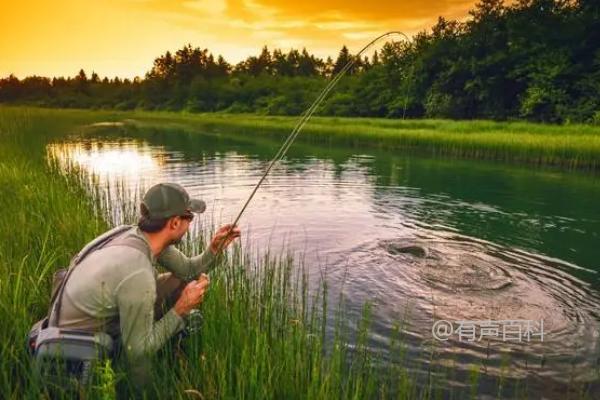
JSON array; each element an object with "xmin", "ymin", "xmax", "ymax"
[{"xmin": 0, "ymin": 0, "xmax": 477, "ymax": 79}]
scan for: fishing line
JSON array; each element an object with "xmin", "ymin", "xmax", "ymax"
[{"xmin": 218, "ymin": 31, "xmax": 411, "ymax": 246}]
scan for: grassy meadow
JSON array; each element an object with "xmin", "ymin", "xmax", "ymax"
[
  {"xmin": 1, "ymin": 106, "xmax": 598, "ymax": 399},
  {"xmin": 121, "ymin": 110, "xmax": 600, "ymax": 171},
  {"xmin": 5, "ymin": 105, "xmax": 600, "ymax": 171}
]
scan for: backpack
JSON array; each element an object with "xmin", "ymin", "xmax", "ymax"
[{"xmin": 26, "ymin": 224, "xmax": 150, "ymax": 386}]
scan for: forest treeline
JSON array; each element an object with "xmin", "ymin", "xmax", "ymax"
[{"xmin": 1, "ymin": 0, "xmax": 599, "ymax": 123}]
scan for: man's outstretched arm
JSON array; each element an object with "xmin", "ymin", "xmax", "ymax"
[
  {"xmin": 157, "ymin": 224, "xmax": 241, "ymax": 281},
  {"xmin": 157, "ymin": 245, "xmax": 216, "ymax": 281}
]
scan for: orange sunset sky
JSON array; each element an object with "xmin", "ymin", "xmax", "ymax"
[{"xmin": 1, "ymin": 0, "xmax": 478, "ymax": 79}]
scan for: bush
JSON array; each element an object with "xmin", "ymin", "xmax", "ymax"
[{"xmin": 225, "ymin": 101, "xmax": 253, "ymax": 113}]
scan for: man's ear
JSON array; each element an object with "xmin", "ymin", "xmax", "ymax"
[{"xmin": 168, "ymin": 216, "xmax": 179, "ymax": 231}]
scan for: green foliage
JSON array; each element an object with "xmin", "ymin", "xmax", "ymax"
[
  {"xmin": 88, "ymin": 107, "xmax": 599, "ymax": 170},
  {"xmin": 92, "ymin": 360, "xmax": 117, "ymax": 400},
  {"xmin": 0, "ymin": 107, "xmax": 110, "ymax": 399}
]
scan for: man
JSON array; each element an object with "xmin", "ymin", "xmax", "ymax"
[{"xmin": 54, "ymin": 182, "xmax": 240, "ymax": 383}]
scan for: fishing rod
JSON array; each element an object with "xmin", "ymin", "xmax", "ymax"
[{"xmin": 215, "ymin": 31, "xmax": 411, "ymax": 251}]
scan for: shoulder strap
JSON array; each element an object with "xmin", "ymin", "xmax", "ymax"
[
  {"xmin": 103, "ymin": 234, "xmax": 152, "ymax": 260},
  {"xmin": 48, "ymin": 225, "xmax": 135, "ymax": 327}
]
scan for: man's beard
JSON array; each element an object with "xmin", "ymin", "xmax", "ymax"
[{"xmin": 169, "ymin": 231, "xmax": 188, "ymax": 246}]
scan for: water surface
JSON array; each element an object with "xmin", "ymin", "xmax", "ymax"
[{"xmin": 48, "ymin": 125, "xmax": 600, "ymax": 398}]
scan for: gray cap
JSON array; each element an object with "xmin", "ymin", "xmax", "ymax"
[{"xmin": 141, "ymin": 183, "xmax": 206, "ymax": 219}]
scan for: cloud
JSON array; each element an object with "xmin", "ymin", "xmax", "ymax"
[
  {"xmin": 249, "ymin": 0, "xmax": 475, "ymax": 22},
  {"xmin": 184, "ymin": 0, "xmax": 227, "ymax": 16},
  {"xmin": 2, "ymin": 0, "xmax": 480, "ymax": 77},
  {"xmin": 132, "ymin": 0, "xmax": 476, "ymax": 37},
  {"xmin": 129, "ymin": 0, "xmax": 477, "ymax": 56}
]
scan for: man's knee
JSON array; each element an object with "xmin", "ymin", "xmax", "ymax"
[{"xmin": 155, "ymin": 273, "xmax": 186, "ymax": 318}]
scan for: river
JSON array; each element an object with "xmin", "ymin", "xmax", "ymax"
[{"xmin": 48, "ymin": 124, "xmax": 600, "ymax": 398}]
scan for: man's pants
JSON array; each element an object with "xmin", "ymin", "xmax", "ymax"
[{"xmin": 154, "ymin": 272, "xmax": 187, "ymax": 320}]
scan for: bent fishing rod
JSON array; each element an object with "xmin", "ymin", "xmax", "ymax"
[{"xmin": 215, "ymin": 31, "xmax": 410, "ymax": 250}]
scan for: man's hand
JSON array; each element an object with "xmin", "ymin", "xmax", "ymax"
[
  {"xmin": 174, "ymin": 274, "xmax": 210, "ymax": 317},
  {"xmin": 209, "ymin": 224, "xmax": 241, "ymax": 254}
]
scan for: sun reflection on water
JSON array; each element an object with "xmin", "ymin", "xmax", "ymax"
[{"xmin": 47, "ymin": 140, "xmax": 165, "ymax": 182}]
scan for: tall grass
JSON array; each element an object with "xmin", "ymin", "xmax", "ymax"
[
  {"xmin": 1, "ymin": 106, "xmax": 596, "ymax": 399},
  {"xmin": 0, "ymin": 107, "xmax": 111, "ymax": 398},
  {"xmin": 3, "ymin": 105, "xmax": 600, "ymax": 171},
  {"xmin": 122, "ymin": 109, "xmax": 600, "ymax": 171}
]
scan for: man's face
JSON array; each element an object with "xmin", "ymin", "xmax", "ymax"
[{"xmin": 168, "ymin": 215, "xmax": 192, "ymax": 245}]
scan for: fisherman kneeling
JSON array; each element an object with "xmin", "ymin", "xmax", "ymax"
[{"xmin": 31, "ymin": 183, "xmax": 240, "ymax": 391}]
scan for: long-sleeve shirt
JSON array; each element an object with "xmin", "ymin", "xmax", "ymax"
[{"xmin": 56, "ymin": 225, "xmax": 216, "ymax": 363}]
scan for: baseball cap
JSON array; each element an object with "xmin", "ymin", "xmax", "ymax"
[{"xmin": 141, "ymin": 183, "xmax": 206, "ymax": 219}]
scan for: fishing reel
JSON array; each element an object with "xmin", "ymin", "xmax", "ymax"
[{"xmin": 183, "ymin": 309, "xmax": 204, "ymax": 336}]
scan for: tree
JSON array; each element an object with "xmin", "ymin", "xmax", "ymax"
[
  {"xmin": 298, "ymin": 48, "xmax": 321, "ymax": 76},
  {"xmin": 75, "ymin": 69, "xmax": 87, "ymax": 83},
  {"xmin": 0, "ymin": 74, "xmax": 22, "ymax": 101},
  {"xmin": 2, "ymin": 0, "xmax": 598, "ymax": 122},
  {"xmin": 332, "ymin": 46, "xmax": 354, "ymax": 75},
  {"xmin": 215, "ymin": 55, "xmax": 231, "ymax": 76},
  {"xmin": 272, "ymin": 49, "xmax": 292, "ymax": 76},
  {"xmin": 148, "ymin": 51, "xmax": 175, "ymax": 79},
  {"xmin": 371, "ymin": 50, "xmax": 380, "ymax": 66}
]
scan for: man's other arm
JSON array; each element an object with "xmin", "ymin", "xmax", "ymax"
[
  {"xmin": 115, "ymin": 267, "xmax": 185, "ymax": 361},
  {"xmin": 157, "ymin": 245, "xmax": 216, "ymax": 282}
]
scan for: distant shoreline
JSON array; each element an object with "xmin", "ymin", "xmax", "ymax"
[{"xmin": 2, "ymin": 105, "xmax": 599, "ymax": 171}]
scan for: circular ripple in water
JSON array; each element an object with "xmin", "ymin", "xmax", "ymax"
[
  {"xmin": 335, "ymin": 229, "xmax": 600, "ymax": 389},
  {"xmin": 380, "ymin": 239, "xmax": 514, "ymax": 292}
]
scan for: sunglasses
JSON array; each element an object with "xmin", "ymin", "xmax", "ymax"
[{"xmin": 179, "ymin": 213, "xmax": 194, "ymax": 221}]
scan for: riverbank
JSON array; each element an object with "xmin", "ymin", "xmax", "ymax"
[
  {"xmin": 112, "ymin": 109, "xmax": 600, "ymax": 172},
  {"xmin": 3, "ymin": 106, "xmax": 600, "ymax": 171}
]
